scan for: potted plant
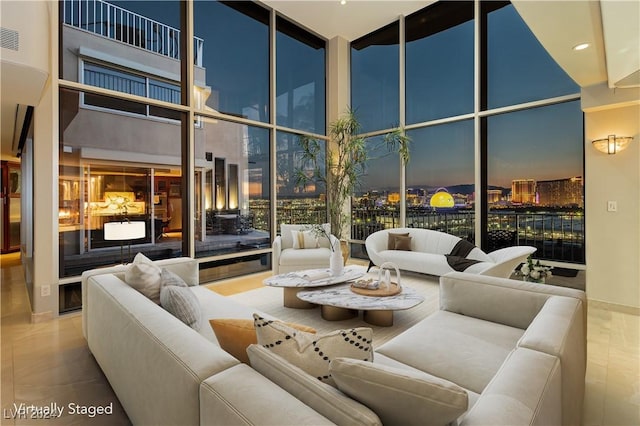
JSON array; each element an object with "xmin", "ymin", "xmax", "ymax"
[{"xmin": 295, "ymin": 109, "xmax": 410, "ymax": 263}]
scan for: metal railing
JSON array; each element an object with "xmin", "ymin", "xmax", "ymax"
[
  {"xmin": 351, "ymin": 206, "xmax": 585, "ymax": 264},
  {"xmin": 63, "ymin": 0, "xmax": 204, "ymax": 66}
]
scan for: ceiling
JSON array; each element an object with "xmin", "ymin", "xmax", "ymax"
[
  {"xmin": 512, "ymin": 0, "xmax": 639, "ymax": 89},
  {"xmin": 261, "ymin": 0, "xmax": 433, "ymax": 41}
]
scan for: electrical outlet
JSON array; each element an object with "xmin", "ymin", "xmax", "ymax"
[
  {"xmin": 41, "ymin": 285, "xmax": 51, "ymax": 297},
  {"xmin": 607, "ymin": 201, "xmax": 617, "ymax": 212}
]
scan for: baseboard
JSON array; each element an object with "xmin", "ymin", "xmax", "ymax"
[
  {"xmin": 588, "ymin": 299, "xmax": 640, "ymax": 316},
  {"xmin": 31, "ymin": 310, "xmax": 54, "ymax": 323}
]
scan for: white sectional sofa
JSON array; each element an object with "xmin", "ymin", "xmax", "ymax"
[
  {"xmin": 365, "ymin": 227, "xmax": 536, "ymax": 278},
  {"xmin": 81, "ymin": 258, "xmax": 332, "ymax": 426},
  {"xmin": 82, "ymin": 257, "xmax": 586, "ymax": 425}
]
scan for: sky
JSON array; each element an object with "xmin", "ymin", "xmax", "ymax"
[{"xmin": 106, "ymin": 1, "xmax": 583, "ymax": 191}]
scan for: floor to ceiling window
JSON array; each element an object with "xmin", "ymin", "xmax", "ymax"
[
  {"xmin": 350, "ymin": 0, "xmax": 584, "ymax": 265},
  {"xmin": 59, "ymin": 0, "xmax": 327, "ymax": 283},
  {"xmin": 482, "ymin": 2, "xmax": 583, "ymax": 262},
  {"xmin": 351, "ymin": 22, "xmax": 399, "ymax": 134}
]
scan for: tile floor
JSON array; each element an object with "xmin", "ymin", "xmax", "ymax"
[{"xmin": 1, "ymin": 252, "xmax": 639, "ymax": 425}]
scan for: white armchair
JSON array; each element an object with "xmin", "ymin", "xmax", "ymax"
[{"xmin": 272, "ymin": 224, "xmax": 337, "ymax": 275}]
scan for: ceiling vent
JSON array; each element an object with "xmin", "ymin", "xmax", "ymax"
[{"xmin": 0, "ymin": 27, "xmax": 19, "ymax": 51}]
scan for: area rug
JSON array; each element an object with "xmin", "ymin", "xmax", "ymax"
[{"xmin": 227, "ymin": 271, "xmax": 440, "ymax": 349}]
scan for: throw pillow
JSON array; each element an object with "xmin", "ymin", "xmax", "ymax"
[
  {"xmin": 210, "ymin": 318, "xmax": 316, "ymax": 365},
  {"xmin": 160, "ymin": 268, "xmax": 188, "ymax": 288},
  {"xmin": 291, "ymin": 230, "xmax": 319, "ymax": 249},
  {"xmin": 247, "ymin": 345, "xmax": 382, "ymax": 425},
  {"xmin": 330, "ymin": 358, "xmax": 468, "ymax": 426},
  {"xmin": 160, "ymin": 285, "xmax": 202, "ymax": 330},
  {"xmin": 253, "ymin": 314, "xmax": 373, "ymax": 387},
  {"xmin": 124, "ymin": 252, "xmax": 162, "ymax": 304},
  {"xmin": 394, "ymin": 235, "xmax": 412, "ymax": 251},
  {"xmin": 387, "ymin": 232, "xmax": 410, "ymax": 250}
]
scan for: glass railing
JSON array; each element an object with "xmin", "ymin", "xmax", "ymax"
[{"xmin": 62, "ymin": 0, "xmax": 204, "ymax": 66}]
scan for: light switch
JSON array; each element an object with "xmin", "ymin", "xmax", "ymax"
[{"xmin": 607, "ymin": 201, "xmax": 617, "ymax": 212}]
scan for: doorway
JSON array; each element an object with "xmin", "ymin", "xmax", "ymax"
[{"xmin": 1, "ymin": 161, "xmax": 21, "ymax": 253}]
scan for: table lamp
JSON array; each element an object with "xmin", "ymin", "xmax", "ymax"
[{"xmin": 104, "ymin": 221, "xmax": 146, "ymax": 264}]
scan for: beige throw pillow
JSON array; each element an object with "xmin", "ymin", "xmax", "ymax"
[
  {"xmin": 253, "ymin": 314, "xmax": 373, "ymax": 387},
  {"xmin": 291, "ymin": 230, "xmax": 319, "ymax": 249},
  {"xmin": 330, "ymin": 358, "xmax": 468, "ymax": 426},
  {"xmin": 124, "ymin": 253, "xmax": 162, "ymax": 303}
]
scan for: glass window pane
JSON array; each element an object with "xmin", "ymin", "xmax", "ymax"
[
  {"xmin": 406, "ymin": 2, "xmax": 474, "ymax": 123},
  {"xmin": 194, "ymin": 1, "xmax": 269, "ymax": 122},
  {"xmin": 276, "ymin": 132, "xmax": 327, "ymax": 230},
  {"xmin": 406, "ymin": 121, "xmax": 475, "ymax": 239},
  {"xmin": 276, "ymin": 17, "xmax": 326, "ymax": 134},
  {"xmin": 61, "ymin": 0, "xmax": 183, "ymax": 102},
  {"xmin": 485, "ymin": 3, "xmax": 579, "ymax": 109},
  {"xmin": 486, "ymin": 100, "xmax": 584, "ymax": 262},
  {"xmin": 352, "ymin": 135, "xmax": 401, "ymax": 243},
  {"xmin": 195, "ymin": 117, "xmax": 271, "ymax": 258},
  {"xmin": 59, "ymin": 88, "xmax": 183, "ymax": 277},
  {"xmin": 351, "ymin": 22, "xmax": 399, "ymax": 133}
]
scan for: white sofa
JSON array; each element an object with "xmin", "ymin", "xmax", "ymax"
[
  {"xmin": 83, "ymin": 258, "xmax": 586, "ymax": 425},
  {"xmin": 365, "ymin": 227, "xmax": 536, "ymax": 278},
  {"xmin": 272, "ymin": 223, "xmax": 337, "ymax": 275},
  {"xmin": 81, "ymin": 258, "xmax": 333, "ymax": 425}
]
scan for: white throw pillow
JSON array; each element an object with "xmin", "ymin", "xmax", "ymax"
[
  {"xmin": 291, "ymin": 230, "xmax": 319, "ymax": 249},
  {"xmin": 160, "ymin": 285, "xmax": 202, "ymax": 330},
  {"xmin": 247, "ymin": 345, "xmax": 381, "ymax": 425},
  {"xmin": 253, "ymin": 314, "xmax": 373, "ymax": 387},
  {"xmin": 124, "ymin": 253, "xmax": 162, "ymax": 304},
  {"xmin": 330, "ymin": 358, "xmax": 468, "ymax": 426},
  {"xmin": 160, "ymin": 268, "xmax": 188, "ymax": 288}
]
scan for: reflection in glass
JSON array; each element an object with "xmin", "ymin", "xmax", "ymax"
[
  {"xmin": 485, "ymin": 3, "xmax": 579, "ymax": 109},
  {"xmin": 59, "ymin": 88, "xmax": 183, "ymax": 277},
  {"xmin": 195, "ymin": 116, "xmax": 271, "ymax": 258},
  {"xmin": 351, "ymin": 22, "xmax": 399, "ymax": 133},
  {"xmin": 406, "ymin": 2, "xmax": 474, "ymax": 123},
  {"xmin": 276, "ymin": 132, "xmax": 326, "ymax": 231},
  {"xmin": 276, "ymin": 17, "xmax": 325, "ymax": 134},
  {"xmin": 194, "ymin": 1, "xmax": 269, "ymax": 121},
  {"xmin": 61, "ymin": 0, "xmax": 184, "ymax": 98}
]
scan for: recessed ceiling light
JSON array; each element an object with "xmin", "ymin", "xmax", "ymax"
[
  {"xmin": 573, "ymin": 43, "xmax": 590, "ymax": 51},
  {"xmin": 340, "ymin": 0, "xmax": 347, "ymax": 5}
]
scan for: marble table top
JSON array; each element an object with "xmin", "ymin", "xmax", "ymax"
[
  {"xmin": 296, "ymin": 283, "xmax": 425, "ymax": 311},
  {"xmin": 263, "ymin": 265, "xmax": 366, "ymax": 288}
]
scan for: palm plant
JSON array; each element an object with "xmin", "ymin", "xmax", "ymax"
[{"xmin": 295, "ymin": 108, "xmax": 410, "ymax": 241}]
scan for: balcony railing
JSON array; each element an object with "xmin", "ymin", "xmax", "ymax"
[
  {"xmin": 62, "ymin": 0, "xmax": 204, "ymax": 66},
  {"xmin": 351, "ymin": 206, "xmax": 585, "ymax": 264}
]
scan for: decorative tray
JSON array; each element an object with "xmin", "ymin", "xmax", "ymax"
[{"xmin": 350, "ymin": 280, "xmax": 402, "ymax": 297}]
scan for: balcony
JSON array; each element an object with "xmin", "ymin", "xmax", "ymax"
[{"xmin": 62, "ymin": 0, "xmax": 204, "ymax": 66}]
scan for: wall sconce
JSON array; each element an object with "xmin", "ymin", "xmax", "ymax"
[{"xmin": 592, "ymin": 134, "xmax": 633, "ymax": 154}]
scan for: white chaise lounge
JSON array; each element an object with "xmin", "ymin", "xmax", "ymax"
[{"xmin": 365, "ymin": 227, "xmax": 536, "ymax": 278}]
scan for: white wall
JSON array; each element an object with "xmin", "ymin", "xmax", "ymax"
[
  {"xmin": 585, "ymin": 99, "xmax": 640, "ymax": 310},
  {"xmin": 29, "ymin": 2, "xmax": 59, "ymax": 321}
]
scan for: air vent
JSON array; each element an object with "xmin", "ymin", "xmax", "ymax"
[{"xmin": 0, "ymin": 27, "xmax": 19, "ymax": 51}]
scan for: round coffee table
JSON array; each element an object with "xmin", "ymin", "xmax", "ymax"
[
  {"xmin": 263, "ymin": 265, "xmax": 366, "ymax": 308},
  {"xmin": 296, "ymin": 283, "xmax": 424, "ymax": 327}
]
